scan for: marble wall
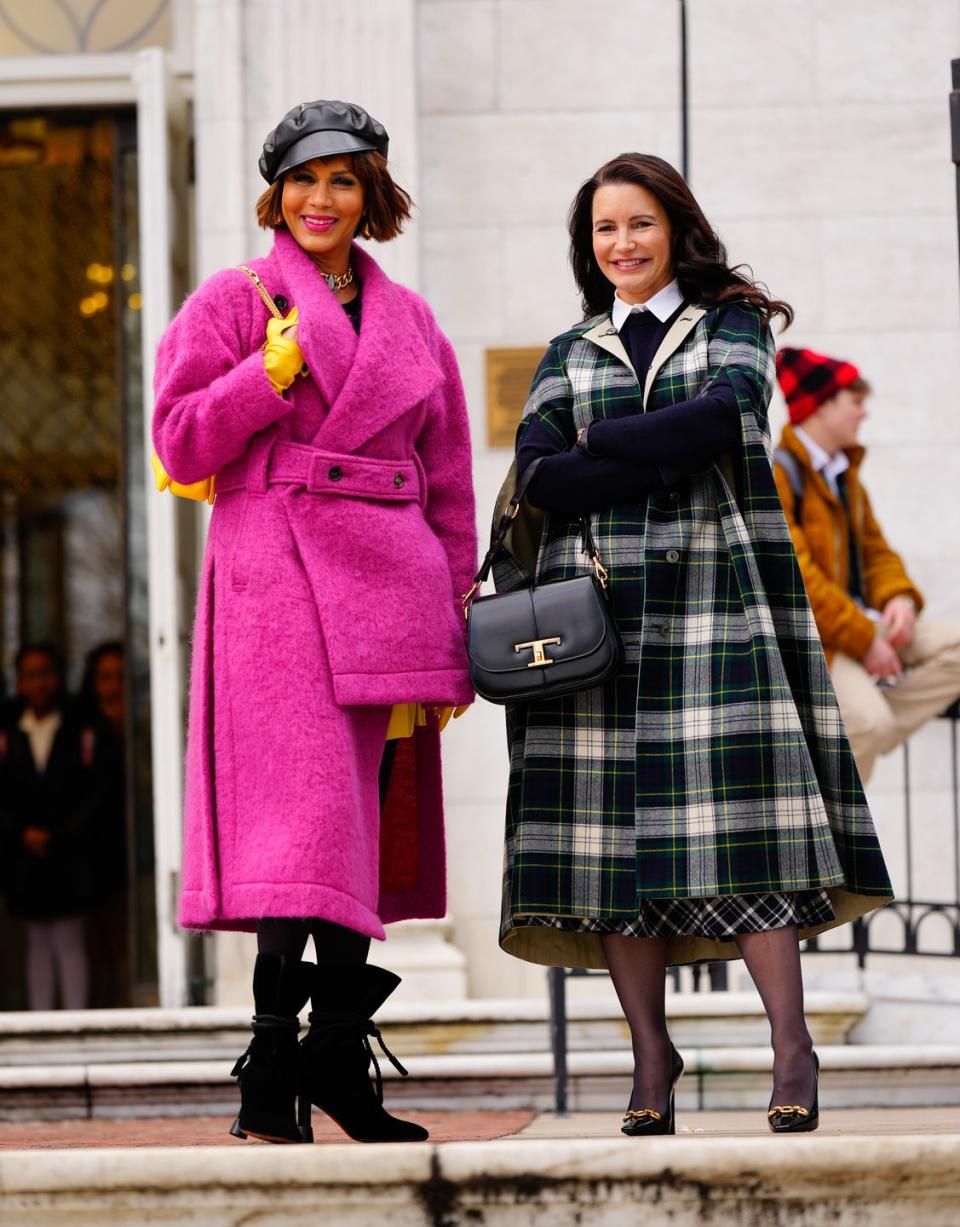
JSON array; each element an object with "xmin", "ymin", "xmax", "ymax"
[{"xmin": 192, "ymin": 0, "xmax": 960, "ymax": 1001}]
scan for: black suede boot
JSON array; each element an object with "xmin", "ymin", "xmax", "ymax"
[
  {"xmin": 299, "ymin": 963, "xmax": 428, "ymax": 1143},
  {"xmin": 229, "ymin": 953, "xmax": 313, "ymax": 1144}
]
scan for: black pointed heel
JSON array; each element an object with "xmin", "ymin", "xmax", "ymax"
[
  {"xmin": 621, "ymin": 1044, "xmax": 684, "ymax": 1137},
  {"xmin": 768, "ymin": 1051, "xmax": 820, "ymax": 1134},
  {"xmin": 297, "ymin": 1092, "xmax": 314, "ymax": 1143}
]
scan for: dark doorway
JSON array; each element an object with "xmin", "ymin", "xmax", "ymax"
[{"xmin": 0, "ymin": 109, "xmax": 158, "ymax": 1008}]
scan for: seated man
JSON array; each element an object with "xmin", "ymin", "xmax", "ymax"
[{"xmin": 774, "ymin": 346, "xmax": 960, "ymax": 784}]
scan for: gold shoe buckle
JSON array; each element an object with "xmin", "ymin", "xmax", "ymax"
[
  {"xmin": 622, "ymin": 1108, "xmax": 662, "ymax": 1122},
  {"xmin": 768, "ymin": 1105, "xmax": 809, "ymax": 1118}
]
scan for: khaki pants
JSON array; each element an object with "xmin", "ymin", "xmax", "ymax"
[{"xmin": 831, "ymin": 619, "xmax": 960, "ymax": 783}]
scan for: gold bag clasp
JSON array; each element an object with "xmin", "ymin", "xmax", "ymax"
[{"xmin": 514, "ymin": 636, "xmax": 562, "ymax": 668}]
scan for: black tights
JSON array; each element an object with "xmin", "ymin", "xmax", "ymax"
[
  {"xmin": 601, "ymin": 926, "xmax": 816, "ymax": 1114},
  {"xmin": 257, "ymin": 916, "xmax": 370, "ymax": 965}
]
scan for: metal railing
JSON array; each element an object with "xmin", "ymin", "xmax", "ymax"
[{"xmin": 547, "ymin": 703, "xmax": 960, "ymax": 1113}]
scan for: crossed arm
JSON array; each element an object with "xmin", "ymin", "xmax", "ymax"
[{"xmin": 517, "ymin": 373, "xmax": 741, "ymax": 513}]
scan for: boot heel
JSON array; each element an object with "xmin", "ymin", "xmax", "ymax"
[
  {"xmin": 229, "ymin": 1115, "xmax": 247, "ymax": 1140},
  {"xmin": 297, "ymin": 1094, "xmax": 314, "ymax": 1143}
]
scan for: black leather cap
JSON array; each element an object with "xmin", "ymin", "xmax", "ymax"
[{"xmin": 259, "ymin": 100, "xmax": 389, "ymax": 183}]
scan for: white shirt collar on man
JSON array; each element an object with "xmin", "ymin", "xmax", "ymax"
[
  {"xmin": 18, "ymin": 708, "xmax": 62, "ymax": 774},
  {"xmin": 793, "ymin": 424, "xmax": 849, "ymax": 498},
  {"xmin": 611, "ymin": 279, "xmax": 684, "ymax": 332}
]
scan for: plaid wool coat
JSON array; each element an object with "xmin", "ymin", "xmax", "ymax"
[{"xmin": 496, "ymin": 301, "xmax": 892, "ymax": 969}]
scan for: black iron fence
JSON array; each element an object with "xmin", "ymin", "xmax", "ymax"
[{"xmin": 547, "ymin": 703, "xmax": 960, "ymax": 1112}]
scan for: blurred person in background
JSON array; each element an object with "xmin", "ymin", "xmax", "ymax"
[
  {"xmin": 774, "ymin": 348, "xmax": 960, "ymax": 784},
  {"xmin": 0, "ymin": 644, "xmax": 97, "ymax": 1010},
  {"xmin": 80, "ymin": 641, "xmax": 129, "ymax": 1007}
]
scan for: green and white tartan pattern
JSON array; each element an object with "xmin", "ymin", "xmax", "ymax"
[{"xmin": 497, "ymin": 304, "xmax": 892, "ymax": 968}]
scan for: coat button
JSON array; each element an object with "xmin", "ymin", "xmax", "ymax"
[
  {"xmin": 394, "ymin": 472, "xmax": 405, "ymax": 488},
  {"xmin": 665, "ymin": 549, "xmax": 680, "ymax": 563},
  {"xmin": 669, "ymin": 490, "xmax": 680, "ymax": 504},
  {"xmin": 329, "ymin": 466, "xmax": 343, "ymax": 481}
]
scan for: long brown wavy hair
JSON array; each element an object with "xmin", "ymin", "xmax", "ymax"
[{"xmin": 568, "ymin": 153, "xmax": 792, "ymax": 328}]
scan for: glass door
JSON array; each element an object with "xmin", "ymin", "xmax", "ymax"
[{"xmin": 0, "ymin": 107, "xmax": 158, "ymax": 1007}]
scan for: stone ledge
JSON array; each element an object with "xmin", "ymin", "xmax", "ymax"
[
  {"xmin": 3, "ymin": 1045, "xmax": 960, "ymax": 1120},
  {"xmin": 1, "ymin": 1134, "xmax": 959, "ymax": 1226},
  {"xmin": 0, "ymin": 991, "xmax": 868, "ymax": 1063}
]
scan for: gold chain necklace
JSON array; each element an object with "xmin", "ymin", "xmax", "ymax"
[{"xmin": 317, "ymin": 265, "xmax": 354, "ymax": 293}]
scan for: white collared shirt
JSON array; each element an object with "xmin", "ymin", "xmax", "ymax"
[
  {"xmin": 19, "ymin": 709, "xmax": 62, "ymax": 774},
  {"xmin": 793, "ymin": 426, "xmax": 849, "ymax": 499},
  {"xmin": 611, "ymin": 279, "xmax": 684, "ymax": 332}
]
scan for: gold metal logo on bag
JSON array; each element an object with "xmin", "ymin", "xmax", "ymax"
[{"xmin": 514, "ymin": 637, "xmax": 562, "ymax": 668}]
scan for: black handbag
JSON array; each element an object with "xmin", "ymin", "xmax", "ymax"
[{"xmin": 462, "ymin": 460, "xmax": 622, "ymax": 704}]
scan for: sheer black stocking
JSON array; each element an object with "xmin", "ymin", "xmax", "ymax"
[
  {"xmin": 600, "ymin": 933, "xmax": 674, "ymax": 1115},
  {"xmin": 734, "ymin": 925, "xmax": 816, "ymax": 1106}
]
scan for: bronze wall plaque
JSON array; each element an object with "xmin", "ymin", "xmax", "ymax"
[{"xmin": 485, "ymin": 347, "xmax": 544, "ymax": 448}]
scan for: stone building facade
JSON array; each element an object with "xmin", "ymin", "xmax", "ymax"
[{"xmin": 2, "ymin": 0, "xmax": 957, "ymax": 1006}]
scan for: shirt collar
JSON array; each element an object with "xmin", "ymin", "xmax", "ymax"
[
  {"xmin": 611, "ymin": 280, "xmax": 684, "ymax": 332},
  {"xmin": 19, "ymin": 709, "xmax": 61, "ymax": 733},
  {"xmin": 793, "ymin": 425, "xmax": 849, "ymax": 489}
]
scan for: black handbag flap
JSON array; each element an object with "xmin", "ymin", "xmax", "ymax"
[{"xmin": 467, "ymin": 575, "xmax": 609, "ymax": 675}]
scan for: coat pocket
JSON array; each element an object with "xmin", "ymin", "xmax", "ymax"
[{"xmin": 210, "ymin": 494, "xmax": 252, "ymax": 592}]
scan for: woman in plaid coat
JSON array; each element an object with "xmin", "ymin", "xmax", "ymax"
[{"xmin": 495, "ymin": 154, "xmax": 892, "ymax": 1135}]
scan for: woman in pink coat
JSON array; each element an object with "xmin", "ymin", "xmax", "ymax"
[{"xmin": 152, "ymin": 100, "xmax": 476, "ymax": 1146}]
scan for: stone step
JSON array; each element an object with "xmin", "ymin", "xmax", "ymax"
[
  {"xmin": 1, "ymin": 1131, "xmax": 959, "ymax": 1227},
  {"xmin": 2, "ymin": 1044, "xmax": 960, "ymax": 1121},
  {"xmin": 0, "ymin": 991, "xmax": 867, "ymax": 1065}
]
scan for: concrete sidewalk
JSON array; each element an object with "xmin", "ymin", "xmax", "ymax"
[
  {"xmin": 2, "ymin": 1106, "xmax": 960, "ymax": 1149},
  {"xmin": 2, "ymin": 1118, "xmax": 960, "ymax": 1227}
]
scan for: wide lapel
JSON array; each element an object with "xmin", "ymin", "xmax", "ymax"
[
  {"xmin": 273, "ymin": 229, "xmax": 359, "ymax": 411},
  {"xmin": 312, "ymin": 244, "xmax": 444, "ymax": 454},
  {"xmin": 581, "ymin": 316, "xmax": 632, "ymax": 369},
  {"xmin": 641, "ymin": 306, "xmax": 707, "ymax": 407}
]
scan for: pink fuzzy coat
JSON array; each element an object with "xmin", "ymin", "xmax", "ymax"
[{"xmin": 153, "ymin": 230, "xmax": 476, "ymax": 937}]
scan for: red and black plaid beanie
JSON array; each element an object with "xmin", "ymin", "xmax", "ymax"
[{"xmin": 775, "ymin": 347, "xmax": 861, "ymax": 424}]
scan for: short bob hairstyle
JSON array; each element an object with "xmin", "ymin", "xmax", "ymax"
[
  {"xmin": 255, "ymin": 150, "xmax": 413, "ymax": 242},
  {"xmin": 569, "ymin": 153, "xmax": 793, "ymax": 328}
]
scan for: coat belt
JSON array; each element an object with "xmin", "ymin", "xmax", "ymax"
[{"xmin": 217, "ymin": 440, "xmax": 423, "ymax": 503}]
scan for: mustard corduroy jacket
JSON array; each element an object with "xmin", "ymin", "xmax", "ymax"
[{"xmin": 773, "ymin": 423, "xmax": 923, "ymax": 664}]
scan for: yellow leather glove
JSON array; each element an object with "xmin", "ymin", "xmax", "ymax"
[
  {"xmin": 385, "ymin": 703, "xmax": 469, "ymax": 740},
  {"xmin": 263, "ymin": 306, "xmax": 308, "ymax": 394},
  {"xmin": 151, "ymin": 452, "xmax": 216, "ymax": 504}
]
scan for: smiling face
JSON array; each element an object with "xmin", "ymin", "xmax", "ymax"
[
  {"xmin": 280, "ymin": 156, "xmax": 365, "ymax": 270},
  {"xmin": 591, "ymin": 181, "xmax": 674, "ymax": 305}
]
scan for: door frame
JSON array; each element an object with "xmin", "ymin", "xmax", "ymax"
[{"xmin": 0, "ymin": 48, "xmax": 194, "ymax": 1007}]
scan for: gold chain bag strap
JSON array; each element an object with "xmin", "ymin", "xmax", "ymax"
[
  {"xmin": 237, "ymin": 264, "xmax": 285, "ymax": 319},
  {"xmin": 151, "ymin": 265, "xmax": 293, "ymax": 503}
]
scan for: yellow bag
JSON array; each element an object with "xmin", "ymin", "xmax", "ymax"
[{"xmin": 152, "ymin": 265, "xmax": 302, "ymax": 505}]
